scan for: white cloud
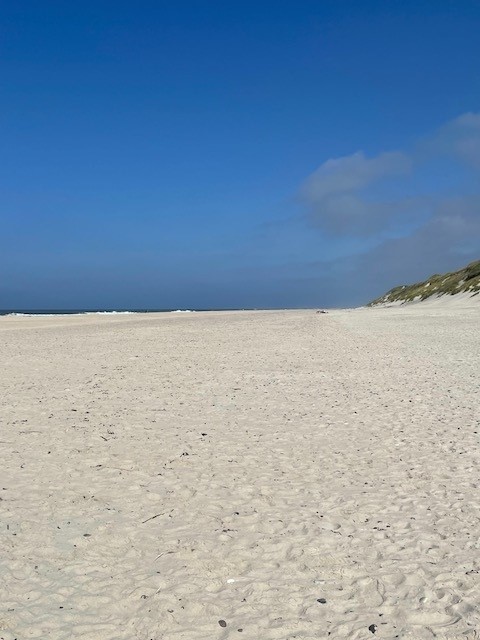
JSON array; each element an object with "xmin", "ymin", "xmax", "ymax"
[
  {"xmin": 299, "ymin": 112, "xmax": 480, "ymax": 238},
  {"xmin": 301, "ymin": 150, "xmax": 410, "ymax": 201},
  {"xmin": 300, "ymin": 150, "xmax": 412, "ymax": 235},
  {"xmin": 426, "ymin": 111, "xmax": 480, "ymax": 169},
  {"xmin": 297, "ymin": 112, "xmax": 480, "ymax": 303}
]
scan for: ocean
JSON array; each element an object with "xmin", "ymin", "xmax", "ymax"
[{"xmin": 0, "ymin": 309, "xmax": 195, "ymax": 316}]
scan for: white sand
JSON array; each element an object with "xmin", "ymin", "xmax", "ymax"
[{"xmin": 1, "ymin": 305, "xmax": 479, "ymax": 640}]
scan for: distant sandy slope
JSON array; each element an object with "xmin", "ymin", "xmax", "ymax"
[
  {"xmin": 369, "ymin": 290, "xmax": 480, "ymax": 309},
  {"xmin": 1, "ymin": 306, "xmax": 479, "ymax": 640}
]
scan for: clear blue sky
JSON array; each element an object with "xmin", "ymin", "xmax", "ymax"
[{"xmin": 2, "ymin": 1, "xmax": 480, "ymax": 309}]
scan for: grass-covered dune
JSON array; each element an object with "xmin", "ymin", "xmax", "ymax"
[{"xmin": 368, "ymin": 259, "xmax": 480, "ymax": 306}]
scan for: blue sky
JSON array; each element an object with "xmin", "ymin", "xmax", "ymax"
[{"xmin": 1, "ymin": 1, "xmax": 480, "ymax": 308}]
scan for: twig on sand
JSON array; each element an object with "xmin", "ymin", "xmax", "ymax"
[
  {"xmin": 154, "ymin": 550, "xmax": 175, "ymax": 561},
  {"xmin": 143, "ymin": 508, "xmax": 174, "ymax": 524},
  {"xmin": 142, "ymin": 512, "xmax": 165, "ymax": 524}
]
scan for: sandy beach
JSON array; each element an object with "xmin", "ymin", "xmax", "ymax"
[{"xmin": 1, "ymin": 304, "xmax": 479, "ymax": 640}]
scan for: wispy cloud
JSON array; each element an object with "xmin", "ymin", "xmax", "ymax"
[
  {"xmin": 300, "ymin": 151, "xmax": 412, "ymax": 235},
  {"xmin": 427, "ymin": 111, "xmax": 480, "ymax": 169},
  {"xmin": 297, "ymin": 112, "xmax": 480, "ymax": 303}
]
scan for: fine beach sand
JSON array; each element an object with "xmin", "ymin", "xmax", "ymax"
[{"xmin": 1, "ymin": 303, "xmax": 479, "ymax": 639}]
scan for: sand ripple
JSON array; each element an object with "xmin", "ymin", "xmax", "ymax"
[{"xmin": 1, "ymin": 308, "xmax": 479, "ymax": 638}]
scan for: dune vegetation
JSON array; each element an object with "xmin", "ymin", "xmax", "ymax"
[{"xmin": 369, "ymin": 259, "xmax": 480, "ymax": 306}]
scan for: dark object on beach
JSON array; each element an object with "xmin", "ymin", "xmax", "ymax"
[
  {"xmin": 317, "ymin": 598, "xmax": 327, "ymax": 604},
  {"xmin": 218, "ymin": 619, "xmax": 227, "ymax": 627},
  {"xmin": 316, "ymin": 309, "xmax": 327, "ymax": 314},
  {"xmin": 369, "ymin": 624, "xmax": 377, "ymax": 634}
]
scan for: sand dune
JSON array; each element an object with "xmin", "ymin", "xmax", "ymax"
[{"xmin": 1, "ymin": 307, "xmax": 479, "ymax": 639}]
